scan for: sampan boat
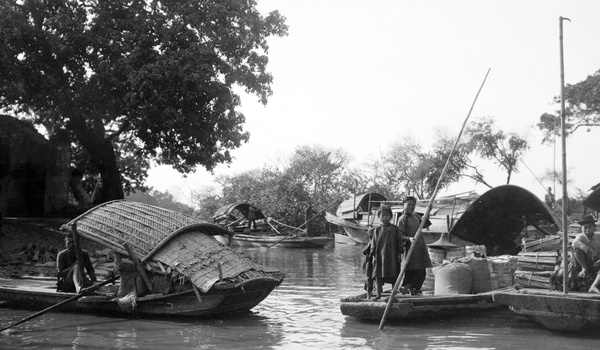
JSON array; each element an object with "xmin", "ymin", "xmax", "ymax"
[
  {"xmin": 212, "ymin": 201, "xmax": 332, "ymax": 248},
  {"xmin": 0, "ymin": 200, "xmax": 284, "ymax": 317}
]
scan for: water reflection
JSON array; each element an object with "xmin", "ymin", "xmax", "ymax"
[{"xmin": 2, "ymin": 244, "xmax": 600, "ymax": 349}]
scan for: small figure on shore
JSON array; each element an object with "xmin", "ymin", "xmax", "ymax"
[
  {"xmin": 572, "ymin": 214, "xmax": 600, "ymax": 293},
  {"xmin": 56, "ymin": 234, "xmax": 97, "ymax": 292},
  {"xmin": 545, "ymin": 186, "xmax": 555, "ymax": 210},
  {"xmin": 365, "ymin": 205, "xmax": 404, "ymax": 300},
  {"xmin": 397, "ymin": 196, "xmax": 432, "ymax": 295}
]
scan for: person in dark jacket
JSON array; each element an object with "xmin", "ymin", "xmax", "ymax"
[
  {"xmin": 366, "ymin": 204, "xmax": 404, "ymax": 300},
  {"xmin": 397, "ymin": 196, "xmax": 431, "ymax": 295}
]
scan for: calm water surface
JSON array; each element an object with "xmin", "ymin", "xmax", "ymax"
[{"xmin": 1, "ymin": 244, "xmax": 599, "ymax": 349}]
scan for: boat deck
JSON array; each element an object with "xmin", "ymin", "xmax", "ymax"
[{"xmin": 340, "ymin": 287, "xmax": 512, "ymax": 321}]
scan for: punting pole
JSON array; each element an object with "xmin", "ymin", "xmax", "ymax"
[
  {"xmin": 0, "ymin": 275, "xmax": 120, "ymax": 333},
  {"xmin": 378, "ymin": 68, "xmax": 491, "ymax": 331},
  {"xmin": 559, "ymin": 16, "xmax": 571, "ymax": 294}
]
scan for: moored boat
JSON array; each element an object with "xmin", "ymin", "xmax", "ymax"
[
  {"xmin": 0, "ymin": 200, "xmax": 284, "ymax": 317},
  {"xmin": 213, "ymin": 202, "xmax": 332, "ymax": 248},
  {"xmin": 340, "ymin": 184, "xmax": 557, "ymax": 323},
  {"xmin": 341, "ymin": 288, "xmax": 510, "ymax": 321}
]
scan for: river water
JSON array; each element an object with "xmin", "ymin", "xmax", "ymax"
[{"xmin": 1, "ymin": 244, "xmax": 598, "ymax": 349}]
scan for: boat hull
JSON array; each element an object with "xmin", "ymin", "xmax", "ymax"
[
  {"xmin": 0, "ymin": 276, "xmax": 282, "ymax": 317},
  {"xmin": 334, "ymin": 233, "xmax": 361, "ymax": 245},
  {"xmin": 493, "ymin": 288, "xmax": 600, "ymax": 331},
  {"xmin": 340, "ymin": 290, "xmax": 507, "ymax": 321},
  {"xmin": 214, "ymin": 234, "xmax": 332, "ymax": 248},
  {"xmin": 325, "ymin": 212, "xmax": 368, "ymax": 244}
]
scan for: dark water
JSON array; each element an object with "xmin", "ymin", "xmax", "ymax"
[{"xmin": 1, "ymin": 244, "xmax": 599, "ymax": 349}]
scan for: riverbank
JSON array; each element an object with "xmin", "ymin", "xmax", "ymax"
[{"xmin": 0, "ymin": 219, "xmax": 105, "ymax": 279}]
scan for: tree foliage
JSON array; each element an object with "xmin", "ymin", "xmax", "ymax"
[
  {"xmin": 538, "ymin": 69, "xmax": 600, "ymax": 143},
  {"xmin": 0, "ymin": 0, "xmax": 288, "ymax": 204},
  {"xmin": 380, "ymin": 132, "xmax": 470, "ymax": 199},
  {"xmin": 465, "ymin": 117, "xmax": 529, "ymax": 185}
]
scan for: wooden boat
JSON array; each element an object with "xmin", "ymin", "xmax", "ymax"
[
  {"xmin": 340, "ymin": 288, "xmax": 510, "ymax": 321},
  {"xmin": 340, "ymin": 185, "xmax": 558, "ymax": 322},
  {"xmin": 0, "ymin": 200, "xmax": 284, "ymax": 317},
  {"xmin": 325, "ymin": 211, "xmax": 369, "ymax": 244},
  {"xmin": 488, "ymin": 22, "xmax": 600, "ymax": 333},
  {"xmin": 326, "ymin": 192, "xmax": 479, "ymax": 245},
  {"xmin": 213, "ymin": 202, "xmax": 332, "ymax": 248},
  {"xmin": 492, "ymin": 288, "xmax": 600, "ymax": 331}
]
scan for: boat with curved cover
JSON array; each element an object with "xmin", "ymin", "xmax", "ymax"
[{"xmin": 0, "ymin": 200, "xmax": 284, "ymax": 317}]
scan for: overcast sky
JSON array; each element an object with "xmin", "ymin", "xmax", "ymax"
[{"xmin": 147, "ymin": 0, "xmax": 600, "ymax": 206}]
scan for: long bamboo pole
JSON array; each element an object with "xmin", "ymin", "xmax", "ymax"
[
  {"xmin": 378, "ymin": 68, "xmax": 491, "ymax": 330},
  {"xmin": 559, "ymin": 16, "xmax": 571, "ymax": 294}
]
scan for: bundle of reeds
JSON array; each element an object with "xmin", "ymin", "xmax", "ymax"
[
  {"xmin": 516, "ymin": 251, "xmax": 559, "ymax": 271},
  {"xmin": 513, "ymin": 270, "xmax": 554, "ymax": 289},
  {"xmin": 521, "ymin": 235, "xmax": 562, "ymax": 252}
]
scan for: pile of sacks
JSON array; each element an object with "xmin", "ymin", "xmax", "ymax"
[{"xmin": 422, "ymin": 244, "xmax": 518, "ymax": 295}]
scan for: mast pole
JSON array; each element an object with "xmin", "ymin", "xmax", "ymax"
[
  {"xmin": 559, "ymin": 16, "xmax": 570, "ymax": 294},
  {"xmin": 378, "ymin": 68, "xmax": 491, "ymax": 330}
]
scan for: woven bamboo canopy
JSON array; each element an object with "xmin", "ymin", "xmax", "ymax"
[{"xmin": 62, "ymin": 200, "xmax": 280, "ymax": 292}]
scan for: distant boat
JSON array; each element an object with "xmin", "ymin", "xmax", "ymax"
[
  {"xmin": 212, "ymin": 202, "xmax": 332, "ymax": 248},
  {"xmin": 326, "ymin": 191, "xmax": 479, "ymax": 245},
  {"xmin": 0, "ymin": 200, "xmax": 284, "ymax": 317}
]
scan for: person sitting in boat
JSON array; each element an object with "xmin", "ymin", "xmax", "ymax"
[
  {"xmin": 397, "ymin": 196, "xmax": 432, "ymax": 295},
  {"xmin": 365, "ymin": 204, "xmax": 404, "ymax": 300},
  {"xmin": 572, "ymin": 214, "xmax": 600, "ymax": 293},
  {"xmin": 56, "ymin": 233, "xmax": 97, "ymax": 293}
]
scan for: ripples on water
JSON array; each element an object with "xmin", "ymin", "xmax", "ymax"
[{"xmin": 1, "ymin": 244, "xmax": 599, "ymax": 349}]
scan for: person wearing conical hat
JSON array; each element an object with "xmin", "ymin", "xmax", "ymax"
[{"xmin": 572, "ymin": 214, "xmax": 600, "ymax": 293}]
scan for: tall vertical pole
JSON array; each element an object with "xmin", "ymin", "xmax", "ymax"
[{"xmin": 559, "ymin": 16, "xmax": 570, "ymax": 294}]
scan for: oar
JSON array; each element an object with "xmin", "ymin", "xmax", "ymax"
[
  {"xmin": 262, "ymin": 218, "xmax": 296, "ymax": 249},
  {"xmin": 0, "ymin": 275, "xmax": 120, "ymax": 333},
  {"xmin": 378, "ymin": 68, "xmax": 491, "ymax": 331}
]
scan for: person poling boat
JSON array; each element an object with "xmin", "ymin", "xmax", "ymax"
[{"xmin": 396, "ymin": 196, "xmax": 432, "ymax": 295}]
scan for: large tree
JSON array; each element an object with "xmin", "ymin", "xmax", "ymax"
[
  {"xmin": 465, "ymin": 116, "xmax": 529, "ymax": 185},
  {"xmin": 538, "ymin": 69, "xmax": 600, "ymax": 143},
  {"xmin": 0, "ymin": 0, "xmax": 287, "ymax": 203}
]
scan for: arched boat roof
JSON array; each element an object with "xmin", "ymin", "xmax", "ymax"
[
  {"xmin": 582, "ymin": 183, "xmax": 600, "ymax": 212},
  {"xmin": 336, "ymin": 193, "xmax": 387, "ymax": 217},
  {"xmin": 212, "ymin": 201, "xmax": 267, "ymax": 221},
  {"xmin": 449, "ymin": 185, "xmax": 558, "ymax": 255},
  {"xmin": 61, "ymin": 200, "xmax": 276, "ymax": 292}
]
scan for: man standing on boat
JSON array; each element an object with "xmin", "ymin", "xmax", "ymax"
[
  {"xmin": 305, "ymin": 203, "xmax": 318, "ymax": 237},
  {"xmin": 247, "ymin": 204, "xmax": 258, "ymax": 230},
  {"xmin": 572, "ymin": 214, "xmax": 600, "ymax": 293},
  {"xmin": 397, "ymin": 196, "xmax": 431, "ymax": 295},
  {"xmin": 545, "ymin": 187, "xmax": 555, "ymax": 210},
  {"xmin": 56, "ymin": 234, "xmax": 97, "ymax": 292}
]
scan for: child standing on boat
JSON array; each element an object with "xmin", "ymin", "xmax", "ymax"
[
  {"xmin": 365, "ymin": 204, "xmax": 404, "ymax": 300},
  {"xmin": 397, "ymin": 196, "xmax": 432, "ymax": 295}
]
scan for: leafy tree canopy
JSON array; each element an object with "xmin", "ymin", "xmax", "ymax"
[
  {"xmin": 0, "ymin": 0, "xmax": 288, "ymax": 203},
  {"xmin": 538, "ymin": 69, "xmax": 600, "ymax": 143},
  {"xmin": 465, "ymin": 116, "xmax": 529, "ymax": 185}
]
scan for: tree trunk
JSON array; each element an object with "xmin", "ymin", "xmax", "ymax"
[{"xmin": 94, "ymin": 141, "xmax": 124, "ymax": 203}]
